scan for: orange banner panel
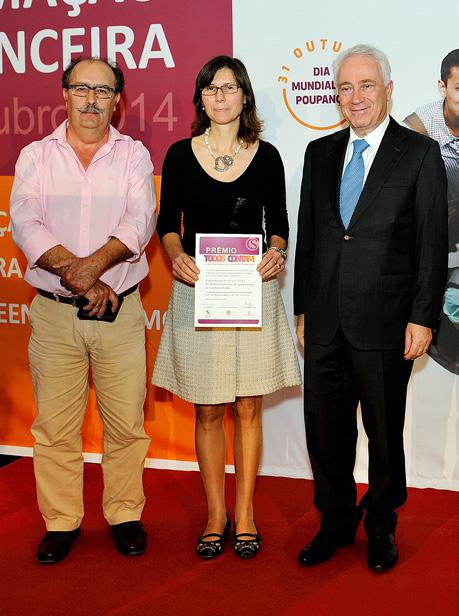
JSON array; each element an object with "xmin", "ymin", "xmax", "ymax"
[{"xmin": 0, "ymin": 175, "xmax": 235, "ymax": 464}]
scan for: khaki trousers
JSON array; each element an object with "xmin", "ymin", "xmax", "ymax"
[{"xmin": 28, "ymin": 290, "xmax": 150, "ymax": 531}]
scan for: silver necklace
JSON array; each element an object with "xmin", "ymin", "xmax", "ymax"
[{"xmin": 204, "ymin": 127, "xmax": 244, "ymax": 172}]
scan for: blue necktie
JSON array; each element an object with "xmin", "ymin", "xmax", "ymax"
[{"xmin": 339, "ymin": 139, "xmax": 370, "ymax": 228}]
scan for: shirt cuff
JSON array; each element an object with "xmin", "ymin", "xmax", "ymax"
[
  {"xmin": 24, "ymin": 228, "xmax": 61, "ymax": 268},
  {"xmin": 111, "ymin": 227, "xmax": 141, "ymax": 261}
]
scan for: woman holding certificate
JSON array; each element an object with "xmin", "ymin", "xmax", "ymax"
[{"xmin": 153, "ymin": 56, "xmax": 301, "ymax": 560}]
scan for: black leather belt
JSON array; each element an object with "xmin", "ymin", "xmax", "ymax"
[{"xmin": 37, "ymin": 284, "xmax": 138, "ymax": 306}]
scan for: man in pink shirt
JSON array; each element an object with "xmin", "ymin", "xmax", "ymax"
[{"xmin": 10, "ymin": 57, "xmax": 156, "ymax": 564}]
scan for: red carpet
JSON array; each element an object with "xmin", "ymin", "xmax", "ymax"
[{"xmin": 0, "ymin": 458, "xmax": 458, "ymax": 616}]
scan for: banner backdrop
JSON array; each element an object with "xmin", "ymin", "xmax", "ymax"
[
  {"xmin": 1, "ymin": 0, "xmax": 458, "ymax": 490},
  {"xmin": 0, "ymin": 0, "xmax": 233, "ymax": 466},
  {"xmin": 233, "ymin": 0, "xmax": 458, "ymax": 490}
]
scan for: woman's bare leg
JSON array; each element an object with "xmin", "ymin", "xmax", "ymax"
[
  {"xmin": 195, "ymin": 403, "xmax": 227, "ymax": 537},
  {"xmin": 232, "ymin": 396, "xmax": 263, "ymax": 534}
]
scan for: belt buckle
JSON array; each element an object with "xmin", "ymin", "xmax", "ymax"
[{"xmin": 52, "ymin": 293, "xmax": 79, "ymax": 306}]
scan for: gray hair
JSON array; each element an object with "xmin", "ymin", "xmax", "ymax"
[{"xmin": 333, "ymin": 44, "xmax": 392, "ymax": 86}]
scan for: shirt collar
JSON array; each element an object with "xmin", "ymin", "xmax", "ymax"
[
  {"xmin": 47, "ymin": 120, "xmax": 125, "ymax": 148},
  {"xmin": 47, "ymin": 120, "xmax": 68, "ymax": 146},
  {"xmin": 414, "ymin": 99, "xmax": 459, "ymax": 149},
  {"xmin": 436, "ymin": 101, "xmax": 458, "ymax": 148},
  {"xmin": 349, "ymin": 114, "xmax": 390, "ymax": 149}
]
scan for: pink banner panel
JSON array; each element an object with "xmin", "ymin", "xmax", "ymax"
[{"xmin": 0, "ymin": 0, "xmax": 233, "ymax": 175}]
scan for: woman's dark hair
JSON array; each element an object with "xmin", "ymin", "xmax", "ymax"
[
  {"xmin": 62, "ymin": 57, "xmax": 125, "ymax": 93},
  {"xmin": 191, "ymin": 55, "xmax": 262, "ymax": 143}
]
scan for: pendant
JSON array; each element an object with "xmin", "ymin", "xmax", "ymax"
[{"xmin": 214, "ymin": 155, "xmax": 234, "ymax": 172}]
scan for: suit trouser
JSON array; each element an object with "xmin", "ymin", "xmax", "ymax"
[
  {"xmin": 28, "ymin": 290, "xmax": 150, "ymax": 531},
  {"xmin": 304, "ymin": 328, "xmax": 413, "ymax": 535}
]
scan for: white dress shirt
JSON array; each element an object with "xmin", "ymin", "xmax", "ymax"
[{"xmin": 342, "ymin": 114, "xmax": 390, "ymax": 183}]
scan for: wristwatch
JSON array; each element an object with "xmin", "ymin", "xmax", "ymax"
[{"xmin": 268, "ymin": 246, "xmax": 287, "ymax": 260}]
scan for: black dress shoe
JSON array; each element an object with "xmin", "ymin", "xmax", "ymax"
[
  {"xmin": 297, "ymin": 528, "xmax": 356, "ymax": 566},
  {"xmin": 196, "ymin": 515, "xmax": 231, "ymax": 559},
  {"xmin": 367, "ymin": 533, "xmax": 398, "ymax": 572},
  {"xmin": 111, "ymin": 521, "xmax": 147, "ymax": 556},
  {"xmin": 233, "ymin": 532, "xmax": 262, "ymax": 559},
  {"xmin": 36, "ymin": 528, "xmax": 81, "ymax": 564}
]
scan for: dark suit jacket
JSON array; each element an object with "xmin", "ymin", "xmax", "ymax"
[{"xmin": 294, "ymin": 117, "xmax": 448, "ymax": 350}]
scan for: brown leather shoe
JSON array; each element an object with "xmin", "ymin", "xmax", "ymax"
[
  {"xmin": 111, "ymin": 521, "xmax": 147, "ymax": 556},
  {"xmin": 36, "ymin": 528, "xmax": 81, "ymax": 564}
]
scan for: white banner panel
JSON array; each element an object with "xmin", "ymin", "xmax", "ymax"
[{"xmin": 233, "ymin": 0, "xmax": 459, "ymax": 489}]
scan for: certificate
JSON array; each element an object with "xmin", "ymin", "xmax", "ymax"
[{"xmin": 194, "ymin": 233, "xmax": 262, "ymax": 327}]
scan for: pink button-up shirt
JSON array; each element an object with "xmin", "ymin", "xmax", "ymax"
[{"xmin": 10, "ymin": 121, "xmax": 156, "ymax": 295}]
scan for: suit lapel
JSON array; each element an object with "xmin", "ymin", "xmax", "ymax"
[
  {"xmin": 326, "ymin": 128, "xmax": 349, "ymax": 228},
  {"xmin": 347, "ymin": 118, "xmax": 407, "ymax": 230}
]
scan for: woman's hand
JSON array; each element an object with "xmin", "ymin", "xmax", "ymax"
[
  {"xmin": 257, "ymin": 247, "xmax": 286, "ymax": 281},
  {"xmin": 162, "ymin": 233, "xmax": 199, "ymax": 285},
  {"xmin": 172, "ymin": 252, "xmax": 200, "ymax": 284}
]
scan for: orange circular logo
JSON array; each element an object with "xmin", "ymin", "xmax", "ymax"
[{"xmin": 277, "ymin": 38, "xmax": 347, "ymax": 131}]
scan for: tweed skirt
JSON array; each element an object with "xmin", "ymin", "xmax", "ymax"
[{"xmin": 152, "ymin": 278, "xmax": 302, "ymax": 405}]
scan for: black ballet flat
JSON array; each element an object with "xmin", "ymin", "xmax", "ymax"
[
  {"xmin": 196, "ymin": 515, "xmax": 231, "ymax": 559},
  {"xmin": 233, "ymin": 532, "xmax": 262, "ymax": 559}
]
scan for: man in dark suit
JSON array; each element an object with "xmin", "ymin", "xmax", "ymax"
[{"xmin": 294, "ymin": 44, "xmax": 448, "ymax": 572}]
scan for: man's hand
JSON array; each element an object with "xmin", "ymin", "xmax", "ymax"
[
  {"xmin": 296, "ymin": 314, "xmax": 305, "ymax": 349},
  {"xmin": 36, "ymin": 245, "xmax": 76, "ymax": 277},
  {"xmin": 404, "ymin": 322, "xmax": 432, "ymax": 360},
  {"xmin": 55, "ymin": 256, "xmax": 103, "ymax": 296},
  {"xmin": 54, "ymin": 238, "xmax": 132, "ymax": 295},
  {"xmin": 83, "ymin": 281, "xmax": 119, "ymax": 318}
]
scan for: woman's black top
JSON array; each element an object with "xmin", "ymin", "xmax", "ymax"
[{"xmin": 156, "ymin": 138, "xmax": 289, "ymax": 256}]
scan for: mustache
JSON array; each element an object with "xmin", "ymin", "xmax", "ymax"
[{"xmin": 77, "ymin": 103, "xmax": 104, "ymax": 114}]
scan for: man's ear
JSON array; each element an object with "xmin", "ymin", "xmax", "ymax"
[
  {"xmin": 438, "ymin": 79, "xmax": 447, "ymax": 98},
  {"xmin": 386, "ymin": 80, "xmax": 394, "ymax": 101}
]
